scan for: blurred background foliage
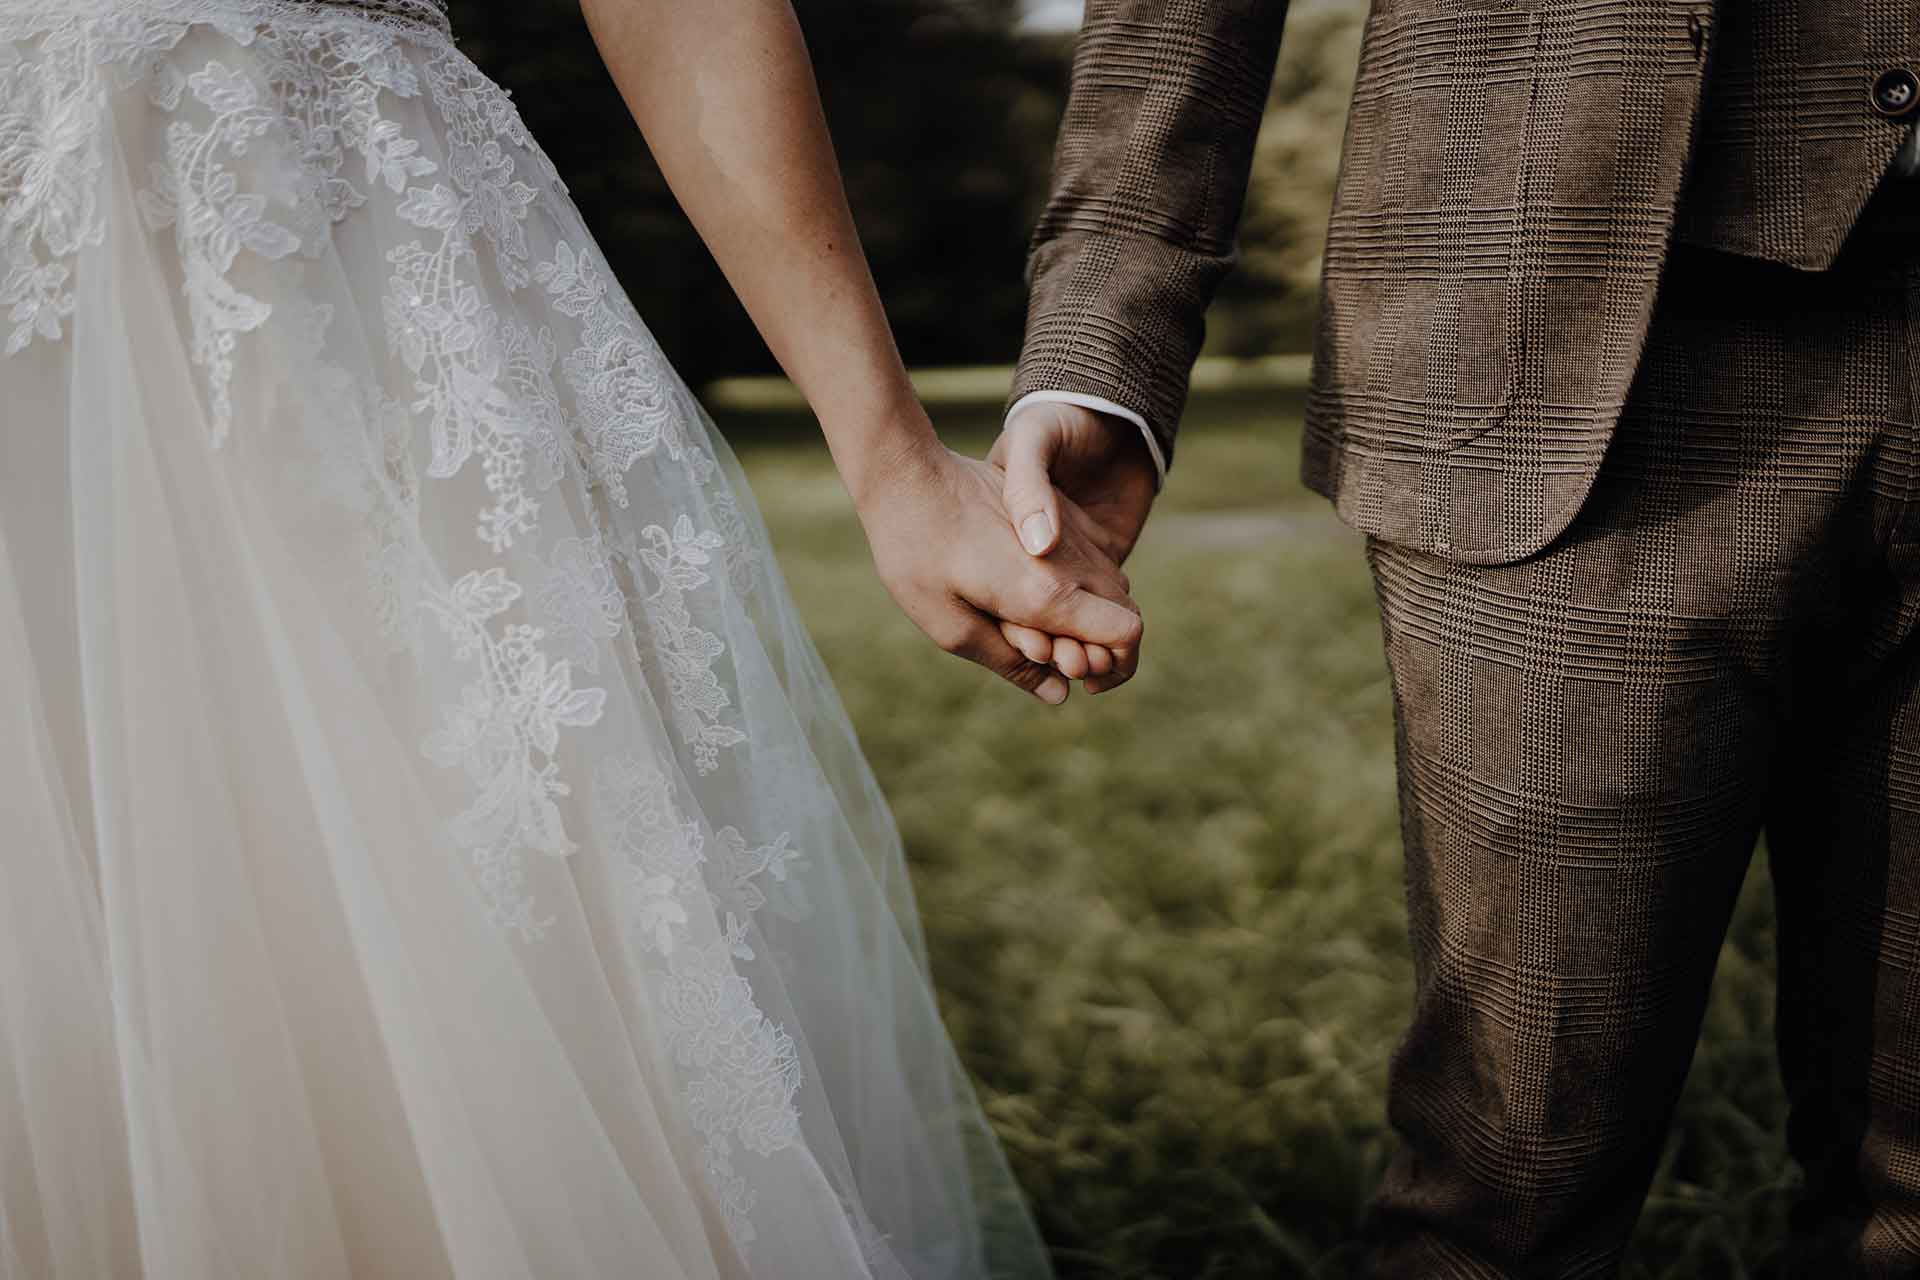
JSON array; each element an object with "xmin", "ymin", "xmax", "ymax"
[
  {"xmin": 446, "ymin": 0, "xmax": 1365, "ymax": 385},
  {"xmin": 447, "ymin": 2, "xmax": 1799, "ymax": 1276}
]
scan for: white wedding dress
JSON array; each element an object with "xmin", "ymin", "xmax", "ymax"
[{"xmin": 0, "ymin": 2, "xmax": 1053, "ymax": 1276}]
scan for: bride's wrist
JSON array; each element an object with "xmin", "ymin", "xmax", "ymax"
[{"xmin": 824, "ymin": 392, "xmax": 944, "ymax": 512}]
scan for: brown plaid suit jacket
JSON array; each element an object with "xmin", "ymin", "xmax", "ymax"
[{"xmin": 1011, "ymin": 0, "xmax": 1918, "ymax": 565}]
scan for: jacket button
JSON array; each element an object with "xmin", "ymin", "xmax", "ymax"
[{"xmin": 1872, "ymin": 67, "xmax": 1920, "ymax": 118}]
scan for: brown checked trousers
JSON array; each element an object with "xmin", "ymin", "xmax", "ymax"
[
  {"xmin": 1012, "ymin": 0, "xmax": 1920, "ymax": 1273},
  {"xmin": 1366, "ymin": 179, "xmax": 1920, "ymax": 1275}
]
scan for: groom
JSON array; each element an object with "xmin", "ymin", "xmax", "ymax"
[{"xmin": 996, "ymin": 0, "xmax": 1920, "ymax": 1274}]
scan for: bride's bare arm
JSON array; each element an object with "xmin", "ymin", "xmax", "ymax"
[
  {"xmin": 578, "ymin": 0, "xmax": 912, "ymax": 493},
  {"xmin": 578, "ymin": 0, "xmax": 1142, "ymax": 699}
]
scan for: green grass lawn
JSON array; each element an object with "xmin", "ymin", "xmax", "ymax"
[{"xmin": 719, "ymin": 392, "xmax": 1794, "ymax": 1280}]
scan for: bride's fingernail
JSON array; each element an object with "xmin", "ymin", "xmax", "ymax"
[
  {"xmin": 1020, "ymin": 512, "xmax": 1052, "ymax": 554},
  {"xmin": 1036, "ymin": 674, "xmax": 1068, "ymax": 705}
]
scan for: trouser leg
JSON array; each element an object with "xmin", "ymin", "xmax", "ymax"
[
  {"xmin": 1361, "ymin": 523, "xmax": 1774, "ymax": 1277},
  {"xmin": 1359, "ymin": 203, "xmax": 1920, "ymax": 1276}
]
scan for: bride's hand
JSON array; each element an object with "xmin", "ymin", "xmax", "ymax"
[{"xmin": 851, "ymin": 436, "xmax": 1143, "ymax": 705}]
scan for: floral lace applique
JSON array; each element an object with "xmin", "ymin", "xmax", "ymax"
[
  {"xmin": 708, "ymin": 488, "xmax": 764, "ymax": 602},
  {"xmin": 0, "ymin": 20, "xmax": 183, "ymax": 352},
  {"xmin": 1, "ymin": 6, "xmax": 447, "ymax": 428},
  {"xmin": 536, "ymin": 239, "xmax": 715, "ymax": 504},
  {"xmin": 713, "ymin": 825, "xmax": 810, "ymax": 928},
  {"xmin": 421, "ymin": 567, "xmax": 608, "ymax": 939},
  {"xmin": 138, "ymin": 60, "xmax": 303, "ymax": 443},
  {"xmin": 379, "ymin": 48, "xmax": 574, "ymax": 552},
  {"xmin": 3, "ymin": 5, "xmax": 830, "ymax": 1253},
  {"xmin": 259, "ymin": 23, "xmax": 432, "ymax": 230},
  {"xmin": 593, "ymin": 754, "xmax": 805, "ymax": 1257},
  {"xmin": 1, "ymin": 253, "xmax": 70, "ymax": 352},
  {"xmin": 420, "ymin": 49, "xmax": 539, "ymax": 286},
  {"xmin": 384, "ymin": 239, "xmax": 561, "ymax": 551},
  {"xmin": 534, "ymin": 533, "xmax": 625, "ymax": 676},
  {"xmin": 6, "ymin": 5, "xmax": 762, "ymax": 945},
  {"xmin": 621, "ymin": 515, "xmax": 749, "ymax": 775}
]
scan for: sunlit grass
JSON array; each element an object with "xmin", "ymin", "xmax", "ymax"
[{"xmin": 722, "ymin": 392, "xmax": 1793, "ymax": 1280}]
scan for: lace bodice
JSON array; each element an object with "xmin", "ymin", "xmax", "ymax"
[
  {"xmin": 309, "ymin": 0, "xmax": 449, "ymax": 34},
  {"xmin": 0, "ymin": 0, "xmax": 451, "ymax": 39}
]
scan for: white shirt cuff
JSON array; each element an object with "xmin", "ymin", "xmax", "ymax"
[{"xmin": 1003, "ymin": 390, "xmax": 1168, "ymax": 490}]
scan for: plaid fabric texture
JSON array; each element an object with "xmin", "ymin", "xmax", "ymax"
[
  {"xmin": 1364, "ymin": 180, "xmax": 1920, "ymax": 1276},
  {"xmin": 1299, "ymin": 0, "xmax": 1717, "ymax": 564},
  {"xmin": 1015, "ymin": 0, "xmax": 1920, "ymax": 564},
  {"xmin": 1016, "ymin": 1, "xmax": 1920, "ymax": 1273},
  {"xmin": 1009, "ymin": 0, "xmax": 1289, "ymax": 473},
  {"xmin": 1675, "ymin": 0, "xmax": 1916, "ymax": 268}
]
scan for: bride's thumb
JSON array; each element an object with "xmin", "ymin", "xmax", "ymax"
[{"xmin": 1002, "ymin": 416, "xmax": 1064, "ymax": 558}]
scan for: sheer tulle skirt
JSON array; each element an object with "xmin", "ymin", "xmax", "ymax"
[{"xmin": 0, "ymin": 3, "xmax": 1050, "ymax": 1275}]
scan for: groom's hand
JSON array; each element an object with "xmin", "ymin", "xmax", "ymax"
[
  {"xmin": 993, "ymin": 400, "xmax": 1159, "ymax": 564},
  {"xmin": 991, "ymin": 400, "xmax": 1159, "ymax": 693}
]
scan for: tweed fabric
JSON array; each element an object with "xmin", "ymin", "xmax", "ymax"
[
  {"xmin": 1674, "ymin": 0, "xmax": 1916, "ymax": 269},
  {"xmin": 1009, "ymin": 0, "xmax": 1289, "ymax": 474},
  {"xmin": 1016, "ymin": 1, "xmax": 1920, "ymax": 566},
  {"xmin": 1362, "ymin": 180, "xmax": 1920, "ymax": 1277},
  {"xmin": 1014, "ymin": 0, "xmax": 1726, "ymax": 563},
  {"xmin": 1298, "ymin": 0, "xmax": 1723, "ymax": 565}
]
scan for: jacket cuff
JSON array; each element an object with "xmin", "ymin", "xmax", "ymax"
[{"xmin": 1009, "ymin": 230, "xmax": 1224, "ymax": 477}]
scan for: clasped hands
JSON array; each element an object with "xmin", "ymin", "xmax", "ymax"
[{"xmin": 856, "ymin": 399, "xmax": 1159, "ymax": 703}]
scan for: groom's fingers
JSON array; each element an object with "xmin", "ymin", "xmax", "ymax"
[{"xmin": 1001, "ymin": 411, "xmax": 1066, "ymax": 557}]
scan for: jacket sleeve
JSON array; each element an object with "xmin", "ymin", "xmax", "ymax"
[{"xmin": 1009, "ymin": 0, "xmax": 1289, "ymax": 475}]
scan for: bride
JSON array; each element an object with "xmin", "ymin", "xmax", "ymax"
[{"xmin": 0, "ymin": 0, "xmax": 1143, "ymax": 1275}]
